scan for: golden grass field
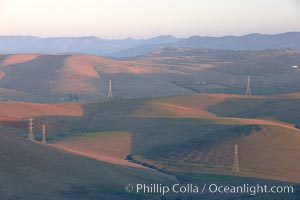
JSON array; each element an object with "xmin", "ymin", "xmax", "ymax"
[
  {"xmin": 51, "ymin": 131, "xmax": 145, "ymax": 168},
  {"xmin": 0, "ymin": 101, "xmax": 83, "ymax": 121}
]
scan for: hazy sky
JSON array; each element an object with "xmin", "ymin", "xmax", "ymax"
[{"xmin": 0, "ymin": 0, "xmax": 299, "ymax": 39}]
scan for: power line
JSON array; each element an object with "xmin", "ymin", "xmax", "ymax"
[
  {"xmin": 245, "ymin": 76, "xmax": 251, "ymax": 96},
  {"xmin": 107, "ymin": 79, "xmax": 113, "ymax": 99},
  {"xmin": 28, "ymin": 118, "xmax": 35, "ymax": 141},
  {"xmin": 41, "ymin": 124, "xmax": 47, "ymax": 144},
  {"xmin": 232, "ymin": 144, "xmax": 240, "ymax": 175}
]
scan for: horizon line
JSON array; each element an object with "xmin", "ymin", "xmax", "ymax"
[{"xmin": 0, "ymin": 31, "xmax": 299, "ymax": 40}]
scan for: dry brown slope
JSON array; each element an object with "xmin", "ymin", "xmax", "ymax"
[
  {"xmin": 133, "ymin": 94, "xmax": 300, "ymax": 131},
  {"xmin": 52, "ymin": 131, "xmax": 144, "ymax": 168},
  {"xmin": 0, "ymin": 101, "xmax": 83, "ymax": 121},
  {"xmin": 0, "ymin": 54, "xmax": 40, "ymax": 67}
]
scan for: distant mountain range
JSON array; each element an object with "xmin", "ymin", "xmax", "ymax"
[{"xmin": 0, "ymin": 32, "xmax": 300, "ymax": 57}]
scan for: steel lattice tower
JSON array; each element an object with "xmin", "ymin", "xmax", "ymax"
[
  {"xmin": 107, "ymin": 80, "xmax": 113, "ymax": 99},
  {"xmin": 28, "ymin": 118, "xmax": 35, "ymax": 141},
  {"xmin": 232, "ymin": 144, "xmax": 240, "ymax": 175},
  {"xmin": 245, "ymin": 76, "xmax": 251, "ymax": 96},
  {"xmin": 42, "ymin": 124, "xmax": 47, "ymax": 144}
]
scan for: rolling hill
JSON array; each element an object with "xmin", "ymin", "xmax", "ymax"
[
  {"xmin": 207, "ymin": 95, "xmax": 300, "ymax": 127},
  {"xmin": 127, "ymin": 94, "xmax": 300, "ymax": 182},
  {"xmin": 1, "ymin": 93, "xmax": 300, "ymax": 199},
  {"xmin": 0, "ymin": 54, "xmax": 195, "ymax": 101},
  {"xmin": 0, "ymin": 132, "xmax": 175, "ymax": 200},
  {"xmin": 2, "ymin": 93, "xmax": 299, "ymax": 183},
  {"xmin": 0, "ymin": 48, "xmax": 300, "ymax": 102}
]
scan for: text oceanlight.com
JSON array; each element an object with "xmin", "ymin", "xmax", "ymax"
[{"xmin": 124, "ymin": 183, "xmax": 294, "ymax": 196}]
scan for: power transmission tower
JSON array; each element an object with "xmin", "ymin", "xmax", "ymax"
[
  {"xmin": 42, "ymin": 124, "xmax": 47, "ymax": 144},
  {"xmin": 232, "ymin": 144, "xmax": 240, "ymax": 175},
  {"xmin": 28, "ymin": 118, "xmax": 35, "ymax": 141},
  {"xmin": 245, "ymin": 76, "xmax": 251, "ymax": 96},
  {"xmin": 107, "ymin": 79, "xmax": 113, "ymax": 99}
]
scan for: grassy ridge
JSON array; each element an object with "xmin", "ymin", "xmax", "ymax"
[{"xmin": 207, "ymin": 98, "xmax": 300, "ymax": 126}]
